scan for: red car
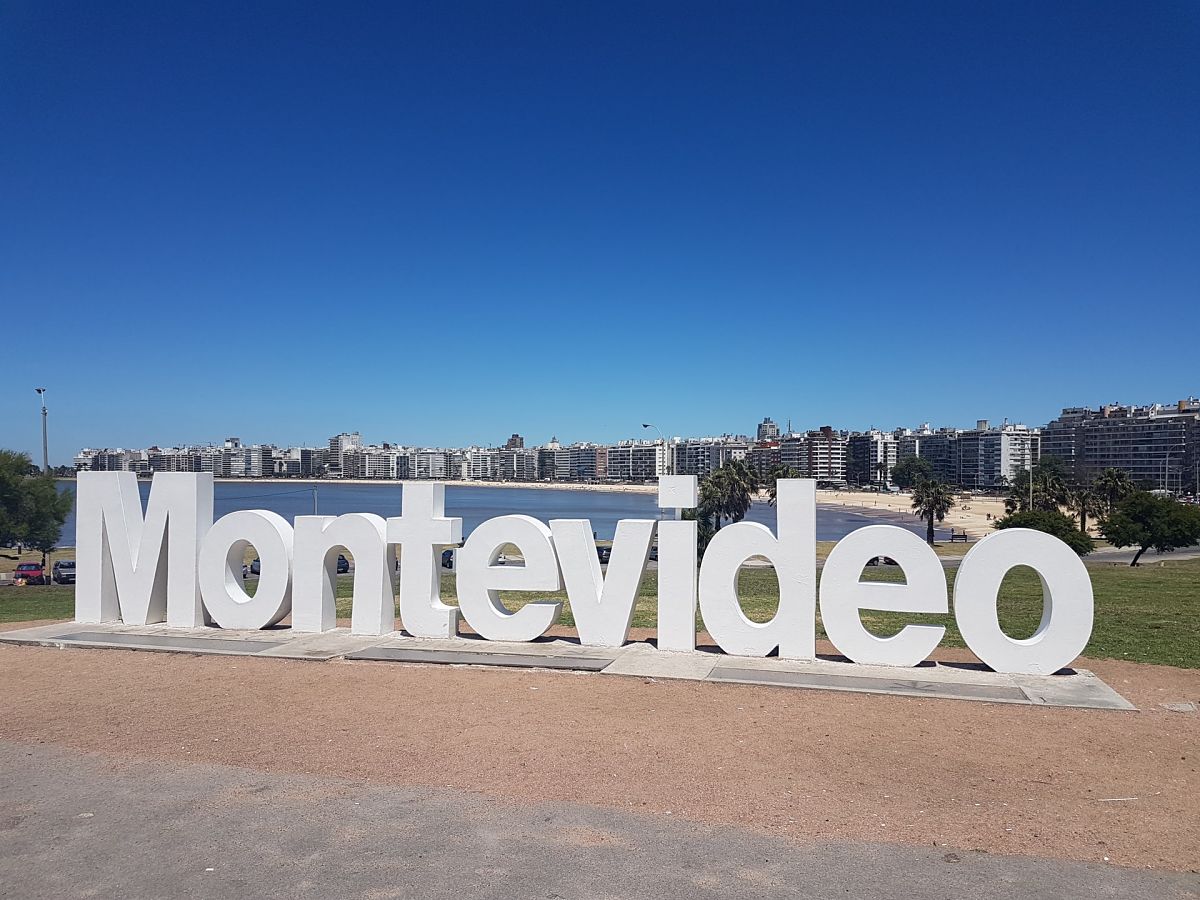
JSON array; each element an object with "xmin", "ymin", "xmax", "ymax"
[{"xmin": 14, "ymin": 562, "xmax": 47, "ymax": 585}]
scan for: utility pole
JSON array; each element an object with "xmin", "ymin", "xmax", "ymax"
[{"xmin": 35, "ymin": 388, "xmax": 49, "ymax": 474}]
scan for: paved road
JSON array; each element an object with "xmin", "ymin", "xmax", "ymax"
[
  {"xmin": 930, "ymin": 545, "xmax": 1200, "ymax": 569},
  {"xmin": 1, "ymin": 741, "xmax": 1195, "ymax": 900}
]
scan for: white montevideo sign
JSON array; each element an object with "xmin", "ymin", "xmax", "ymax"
[{"xmin": 73, "ymin": 472, "xmax": 1094, "ymax": 675}]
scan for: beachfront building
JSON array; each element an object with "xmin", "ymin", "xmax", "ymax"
[
  {"xmin": 895, "ymin": 426, "xmax": 960, "ymax": 484},
  {"xmin": 326, "ymin": 432, "xmax": 362, "ymax": 476},
  {"xmin": 462, "ymin": 447, "xmax": 499, "ymax": 480},
  {"xmin": 342, "ymin": 445, "xmax": 410, "ymax": 480},
  {"xmin": 847, "ymin": 430, "xmax": 898, "ymax": 487},
  {"xmin": 83, "ymin": 449, "xmax": 135, "ymax": 473},
  {"xmin": 1041, "ymin": 398, "xmax": 1199, "ymax": 492},
  {"xmin": 955, "ymin": 421, "xmax": 1040, "ymax": 490},
  {"xmin": 604, "ymin": 440, "xmax": 667, "ymax": 481},
  {"xmin": 672, "ymin": 438, "xmax": 748, "ymax": 478},
  {"xmin": 746, "ymin": 441, "xmax": 781, "ymax": 478},
  {"xmin": 411, "ymin": 450, "xmax": 452, "ymax": 480},
  {"xmin": 893, "ymin": 421, "xmax": 1038, "ymax": 489},
  {"xmin": 568, "ymin": 444, "xmax": 601, "ymax": 481},
  {"xmin": 804, "ymin": 427, "xmax": 848, "ymax": 485},
  {"xmin": 778, "ymin": 428, "xmax": 848, "ymax": 485},
  {"xmin": 278, "ymin": 446, "xmax": 329, "ymax": 478},
  {"xmin": 498, "ymin": 447, "xmax": 539, "ymax": 481}
]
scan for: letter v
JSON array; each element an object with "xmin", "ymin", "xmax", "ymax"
[{"xmin": 549, "ymin": 518, "xmax": 656, "ymax": 647}]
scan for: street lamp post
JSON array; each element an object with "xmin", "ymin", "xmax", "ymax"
[
  {"xmin": 35, "ymin": 388, "xmax": 49, "ymax": 475},
  {"xmin": 641, "ymin": 423, "xmax": 672, "ymax": 476},
  {"xmin": 643, "ymin": 422, "xmax": 675, "ymax": 523}
]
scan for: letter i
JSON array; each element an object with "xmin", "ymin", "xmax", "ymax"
[{"xmin": 655, "ymin": 475, "xmax": 699, "ymax": 652}]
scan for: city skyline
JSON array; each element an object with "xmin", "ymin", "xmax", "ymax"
[
  {"xmin": 69, "ymin": 395, "xmax": 1199, "ymax": 494},
  {"xmin": 13, "ymin": 389, "xmax": 1200, "ymax": 468}
]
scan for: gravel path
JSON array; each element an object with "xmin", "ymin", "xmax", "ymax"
[{"xmin": 3, "ymin": 740, "xmax": 1197, "ymax": 899}]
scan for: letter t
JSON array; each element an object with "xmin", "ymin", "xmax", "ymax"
[{"xmin": 386, "ymin": 483, "xmax": 463, "ymax": 638}]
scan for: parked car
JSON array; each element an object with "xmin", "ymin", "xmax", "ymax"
[
  {"xmin": 336, "ymin": 554, "xmax": 350, "ymax": 574},
  {"xmin": 14, "ymin": 562, "xmax": 47, "ymax": 585},
  {"xmin": 596, "ymin": 545, "xmax": 611, "ymax": 564},
  {"xmin": 250, "ymin": 558, "xmax": 261, "ymax": 575},
  {"xmin": 441, "ymin": 549, "xmax": 455, "ymax": 569},
  {"xmin": 647, "ymin": 544, "xmax": 658, "ymax": 562},
  {"xmin": 52, "ymin": 560, "xmax": 76, "ymax": 584}
]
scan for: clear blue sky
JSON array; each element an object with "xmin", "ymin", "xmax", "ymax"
[{"xmin": 3, "ymin": 1, "xmax": 1197, "ymax": 463}]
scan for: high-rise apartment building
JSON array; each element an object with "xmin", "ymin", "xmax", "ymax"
[
  {"xmin": 756, "ymin": 417, "xmax": 780, "ymax": 441},
  {"xmin": 847, "ymin": 430, "xmax": 899, "ymax": 486},
  {"xmin": 1041, "ymin": 399, "xmax": 1199, "ymax": 491}
]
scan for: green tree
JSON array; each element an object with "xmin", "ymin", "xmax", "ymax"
[
  {"xmin": 765, "ymin": 465, "xmax": 801, "ymax": 506},
  {"xmin": 890, "ymin": 456, "xmax": 932, "ymax": 491},
  {"xmin": 682, "ymin": 506, "xmax": 716, "ymax": 558},
  {"xmin": 1093, "ymin": 467, "xmax": 1134, "ymax": 518},
  {"xmin": 993, "ymin": 509, "xmax": 1094, "ymax": 555},
  {"xmin": 910, "ymin": 478, "xmax": 956, "ymax": 545},
  {"xmin": 0, "ymin": 450, "xmax": 74, "ymax": 573},
  {"xmin": 1101, "ymin": 492, "xmax": 1200, "ymax": 566},
  {"xmin": 0, "ymin": 450, "xmax": 38, "ymax": 549}
]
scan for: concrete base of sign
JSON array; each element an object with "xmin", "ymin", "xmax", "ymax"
[{"xmin": 0, "ymin": 623, "xmax": 1135, "ymax": 710}]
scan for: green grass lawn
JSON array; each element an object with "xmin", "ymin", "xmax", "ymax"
[{"xmin": 4, "ymin": 558, "xmax": 1197, "ymax": 668}]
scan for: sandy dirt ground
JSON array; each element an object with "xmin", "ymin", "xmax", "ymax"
[
  {"xmin": 819, "ymin": 489, "xmax": 1008, "ymax": 538},
  {"xmin": 0, "ymin": 637, "xmax": 1195, "ymax": 875}
]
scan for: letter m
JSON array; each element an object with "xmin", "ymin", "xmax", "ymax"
[{"xmin": 75, "ymin": 472, "xmax": 214, "ymax": 626}]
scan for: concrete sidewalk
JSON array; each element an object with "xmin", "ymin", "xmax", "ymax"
[
  {"xmin": 1, "ymin": 741, "xmax": 1193, "ymax": 900},
  {"xmin": 0, "ymin": 621, "xmax": 1135, "ymax": 710}
]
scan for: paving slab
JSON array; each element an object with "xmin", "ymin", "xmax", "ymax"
[
  {"xmin": 1011, "ymin": 671, "xmax": 1138, "ymax": 710},
  {"xmin": 256, "ymin": 628, "xmax": 389, "ymax": 660},
  {"xmin": 346, "ymin": 645, "xmax": 612, "ymax": 671},
  {"xmin": 601, "ymin": 642, "xmax": 719, "ymax": 680},
  {"xmin": 37, "ymin": 630, "xmax": 285, "ymax": 655},
  {"xmin": 709, "ymin": 665, "xmax": 1031, "ymax": 703}
]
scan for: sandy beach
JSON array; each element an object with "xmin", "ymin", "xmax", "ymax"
[{"xmin": 817, "ymin": 489, "xmax": 1008, "ymax": 539}]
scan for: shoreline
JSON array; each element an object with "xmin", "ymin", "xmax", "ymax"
[
  {"xmin": 213, "ymin": 477, "xmax": 660, "ymax": 494},
  {"xmin": 55, "ymin": 478, "xmax": 1007, "ymax": 538}
]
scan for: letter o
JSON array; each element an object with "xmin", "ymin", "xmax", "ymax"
[
  {"xmin": 199, "ymin": 510, "xmax": 294, "ymax": 629},
  {"xmin": 953, "ymin": 528, "xmax": 1093, "ymax": 674}
]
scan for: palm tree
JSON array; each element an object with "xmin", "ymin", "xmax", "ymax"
[
  {"xmin": 766, "ymin": 464, "xmax": 801, "ymax": 506},
  {"xmin": 699, "ymin": 460, "xmax": 758, "ymax": 531},
  {"xmin": 911, "ymin": 478, "xmax": 956, "ymax": 545},
  {"xmin": 682, "ymin": 506, "xmax": 716, "ymax": 557},
  {"xmin": 1005, "ymin": 458, "xmax": 1071, "ymax": 514},
  {"xmin": 1093, "ymin": 467, "xmax": 1134, "ymax": 518},
  {"xmin": 1065, "ymin": 481, "xmax": 1101, "ymax": 534}
]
